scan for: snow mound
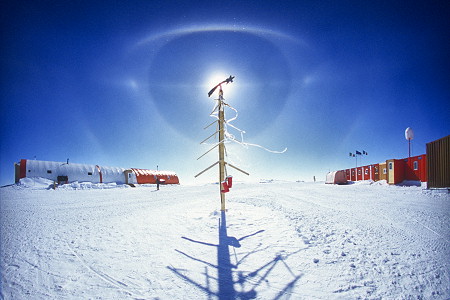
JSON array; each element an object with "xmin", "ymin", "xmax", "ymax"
[
  {"xmin": 58, "ymin": 181, "xmax": 131, "ymax": 190},
  {"xmin": 17, "ymin": 177, "xmax": 131, "ymax": 190},
  {"xmin": 18, "ymin": 177, "xmax": 55, "ymax": 189},
  {"xmin": 351, "ymin": 180, "xmax": 378, "ymax": 185},
  {"xmin": 398, "ymin": 180, "xmax": 422, "ymax": 187},
  {"xmin": 369, "ymin": 179, "xmax": 388, "ymax": 186}
]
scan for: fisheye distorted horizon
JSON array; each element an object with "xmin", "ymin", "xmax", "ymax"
[{"xmin": 1, "ymin": 1, "xmax": 449, "ymax": 185}]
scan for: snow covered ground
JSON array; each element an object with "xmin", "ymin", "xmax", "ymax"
[{"xmin": 1, "ymin": 178, "xmax": 449, "ymax": 299}]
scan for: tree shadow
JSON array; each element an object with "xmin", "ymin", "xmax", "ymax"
[{"xmin": 167, "ymin": 211, "xmax": 303, "ymax": 299}]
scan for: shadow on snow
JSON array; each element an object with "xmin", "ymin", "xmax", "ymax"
[{"xmin": 167, "ymin": 211, "xmax": 303, "ymax": 299}]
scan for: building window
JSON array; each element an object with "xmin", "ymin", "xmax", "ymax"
[
  {"xmin": 389, "ymin": 162, "xmax": 393, "ymax": 170},
  {"xmin": 375, "ymin": 167, "xmax": 379, "ymax": 174},
  {"xmin": 413, "ymin": 161, "xmax": 418, "ymax": 170},
  {"xmin": 365, "ymin": 169, "xmax": 368, "ymax": 175},
  {"xmin": 358, "ymin": 169, "xmax": 361, "ymax": 175},
  {"xmin": 47, "ymin": 170, "xmax": 52, "ymax": 174},
  {"xmin": 383, "ymin": 168, "xmax": 387, "ymax": 174}
]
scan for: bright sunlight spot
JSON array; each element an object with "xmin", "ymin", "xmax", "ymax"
[{"xmin": 205, "ymin": 71, "xmax": 236, "ymax": 99}]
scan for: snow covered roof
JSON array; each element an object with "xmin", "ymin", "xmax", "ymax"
[{"xmin": 131, "ymin": 168, "xmax": 177, "ymax": 176}]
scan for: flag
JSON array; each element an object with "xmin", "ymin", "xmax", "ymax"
[
  {"xmin": 363, "ymin": 150, "xmax": 368, "ymax": 155},
  {"xmin": 349, "ymin": 152, "xmax": 353, "ymax": 157},
  {"xmin": 356, "ymin": 150, "xmax": 362, "ymax": 155}
]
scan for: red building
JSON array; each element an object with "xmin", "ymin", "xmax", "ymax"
[
  {"xmin": 356, "ymin": 167, "xmax": 363, "ymax": 181},
  {"xmin": 350, "ymin": 168, "xmax": 356, "ymax": 181},
  {"xmin": 372, "ymin": 164, "xmax": 380, "ymax": 181},
  {"xmin": 362, "ymin": 165, "xmax": 371, "ymax": 180},
  {"xmin": 345, "ymin": 169, "xmax": 351, "ymax": 181},
  {"xmin": 387, "ymin": 159, "xmax": 405, "ymax": 184},
  {"xmin": 14, "ymin": 159, "xmax": 180, "ymax": 185},
  {"xmin": 403, "ymin": 154, "xmax": 427, "ymax": 182},
  {"xmin": 343, "ymin": 157, "xmax": 426, "ymax": 184}
]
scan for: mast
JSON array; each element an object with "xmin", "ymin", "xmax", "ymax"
[
  {"xmin": 218, "ymin": 88, "xmax": 226, "ymax": 211},
  {"xmin": 195, "ymin": 76, "xmax": 249, "ymax": 211}
]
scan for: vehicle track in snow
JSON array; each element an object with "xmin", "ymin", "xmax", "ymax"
[{"xmin": 231, "ymin": 182, "xmax": 450, "ymax": 299}]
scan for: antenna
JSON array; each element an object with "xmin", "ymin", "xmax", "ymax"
[
  {"xmin": 196, "ymin": 76, "xmax": 248, "ymax": 211},
  {"xmin": 405, "ymin": 127, "xmax": 414, "ymax": 158}
]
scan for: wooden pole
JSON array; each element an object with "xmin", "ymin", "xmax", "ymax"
[
  {"xmin": 196, "ymin": 76, "xmax": 249, "ymax": 211},
  {"xmin": 218, "ymin": 90, "xmax": 226, "ymax": 211}
]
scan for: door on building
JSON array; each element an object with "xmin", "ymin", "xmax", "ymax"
[{"xmin": 388, "ymin": 161, "xmax": 394, "ymax": 184}]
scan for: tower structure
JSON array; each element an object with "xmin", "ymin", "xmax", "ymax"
[{"xmin": 195, "ymin": 76, "xmax": 249, "ymax": 211}]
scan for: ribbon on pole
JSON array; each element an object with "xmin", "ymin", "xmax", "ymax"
[{"xmin": 197, "ymin": 75, "xmax": 286, "ymax": 211}]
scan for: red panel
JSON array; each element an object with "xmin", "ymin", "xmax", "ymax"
[
  {"xmin": 132, "ymin": 168, "xmax": 179, "ymax": 184},
  {"xmin": 403, "ymin": 154, "xmax": 427, "ymax": 182},
  {"xmin": 420, "ymin": 155, "xmax": 427, "ymax": 182},
  {"xmin": 132, "ymin": 168, "xmax": 156, "ymax": 184},
  {"xmin": 362, "ymin": 166, "xmax": 371, "ymax": 180},
  {"xmin": 372, "ymin": 164, "xmax": 379, "ymax": 181},
  {"xmin": 20, "ymin": 159, "xmax": 27, "ymax": 179},
  {"xmin": 157, "ymin": 174, "xmax": 179, "ymax": 184},
  {"xmin": 394, "ymin": 159, "xmax": 405, "ymax": 184},
  {"xmin": 356, "ymin": 167, "xmax": 363, "ymax": 181},
  {"xmin": 350, "ymin": 168, "xmax": 356, "ymax": 181}
]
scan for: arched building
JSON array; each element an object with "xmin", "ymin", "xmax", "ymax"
[{"xmin": 15, "ymin": 159, "xmax": 179, "ymax": 185}]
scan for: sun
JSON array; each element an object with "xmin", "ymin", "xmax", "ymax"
[{"xmin": 205, "ymin": 72, "xmax": 236, "ymax": 99}]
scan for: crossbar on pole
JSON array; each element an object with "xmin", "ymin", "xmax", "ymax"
[
  {"xmin": 204, "ymin": 120, "xmax": 217, "ymax": 130},
  {"xmin": 200, "ymin": 130, "xmax": 219, "ymax": 145},
  {"xmin": 225, "ymin": 162, "xmax": 250, "ymax": 176},
  {"xmin": 195, "ymin": 161, "xmax": 220, "ymax": 178},
  {"xmin": 197, "ymin": 141, "xmax": 223, "ymax": 160}
]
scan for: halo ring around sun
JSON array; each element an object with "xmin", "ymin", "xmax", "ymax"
[
  {"xmin": 135, "ymin": 24, "xmax": 304, "ymax": 48},
  {"xmin": 132, "ymin": 24, "xmax": 301, "ymax": 138}
]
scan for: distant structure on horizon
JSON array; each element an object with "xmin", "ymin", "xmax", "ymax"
[
  {"xmin": 14, "ymin": 159, "xmax": 179, "ymax": 186},
  {"xmin": 327, "ymin": 135, "xmax": 450, "ymax": 189}
]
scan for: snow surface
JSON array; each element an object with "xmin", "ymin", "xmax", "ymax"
[{"xmin": 1, "ymin": 178, "xmax": 449, "ymax": 299}]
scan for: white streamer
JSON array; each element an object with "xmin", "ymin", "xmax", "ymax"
[{"xmin": 206, "ymin": 96, "xmax": 287, "ymax": 154}]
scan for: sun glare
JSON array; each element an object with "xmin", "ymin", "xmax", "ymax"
[{"xmin": 205, "ymin": 72, "xmax": 236, "ymax": 99}]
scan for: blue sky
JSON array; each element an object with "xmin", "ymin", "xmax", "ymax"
[{"xmin": 1, "ymin": 0, "xmax": 449, "ymax": 185}]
